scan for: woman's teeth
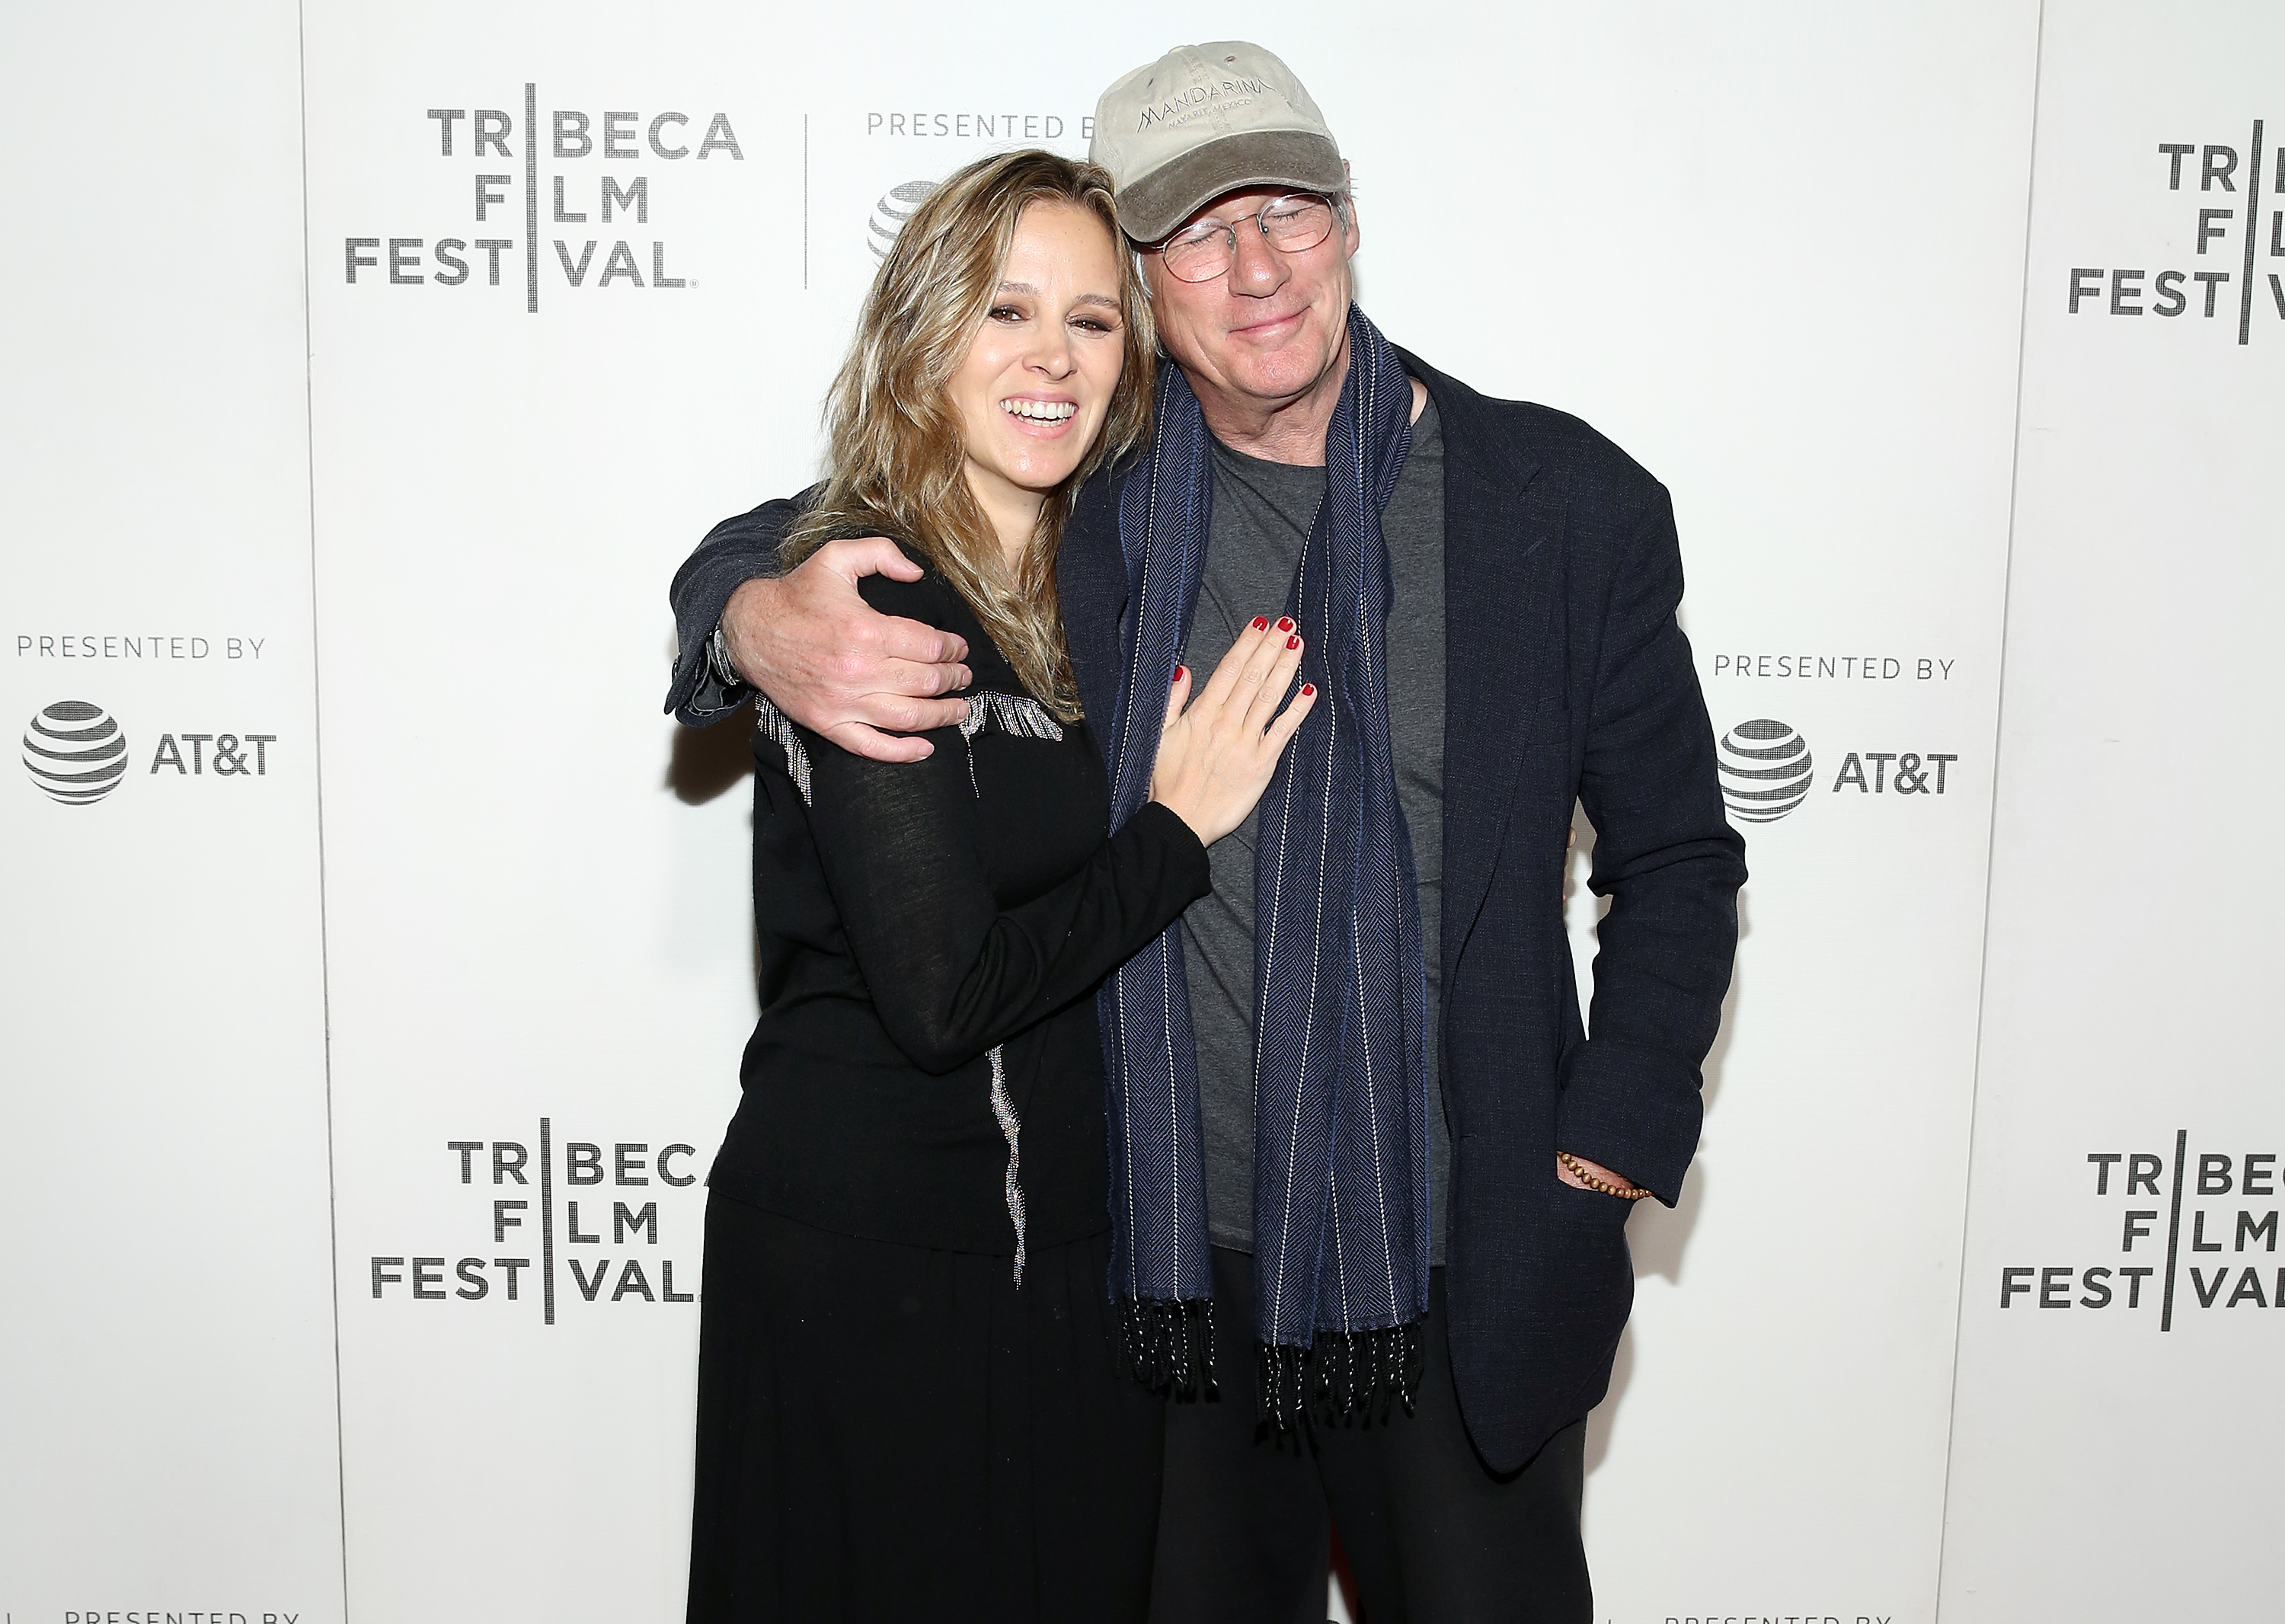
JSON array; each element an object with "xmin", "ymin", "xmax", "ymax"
[{"xmin": 1002, "ymin": 398, "xmax": 1076, "ymax": 421}]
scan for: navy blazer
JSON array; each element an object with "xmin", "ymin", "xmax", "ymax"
[{"xmin": 666, "ymin": 348, "xmax": 1745, "ymax": 1472}]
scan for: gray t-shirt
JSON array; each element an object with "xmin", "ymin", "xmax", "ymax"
[{"xmin": 1178, "ymin": 398, "xmax": 1452, "ymax": 1263}]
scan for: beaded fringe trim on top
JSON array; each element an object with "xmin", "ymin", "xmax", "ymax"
[
  {"xmin": 752, "ymin": 694, "xmax": 814, "ymax": 804},
  {"xmin": 751, "ymin": 689, "xmax": 1061, "ymax": 807},
  {"xmin": 751, "ymin": 687, "xmax": 1059, "ymax": 1281},
  {"xmin": 960, "ymin": 689, "xmax": 1059, "ymax": 1282},
  {"xmin": 958, "ymin": 690, "xmax": 1065, "ymax": 743},
  {"xmin": 987, "ymin": 1046, "xmax": 1024, "ymax": 1287},
  {"xmin": 958, "ymin": 691, "xmax": 1065, "ymax": 794}
]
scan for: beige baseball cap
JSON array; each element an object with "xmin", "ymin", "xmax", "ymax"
[{"xmin": 1091, "ymin": 42, "xmax": 1345, "ymax": 244}]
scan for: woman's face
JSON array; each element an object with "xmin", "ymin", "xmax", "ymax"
[{"xmin": 950, "ymin": 202, "xmax": 1127, "ymax": 533}]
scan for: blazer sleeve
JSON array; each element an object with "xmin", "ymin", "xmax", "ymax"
[
  {"xmin": 1563, "ymin": 482, "xmax": 1748, "ymax": 1204},
  {"xmin": 794, "ymin": 571, "xmax": 1212, "ymax": 1076},
  {"xmin": 663, "ymin": 494, "xmax": 804, "ymax": 726}
]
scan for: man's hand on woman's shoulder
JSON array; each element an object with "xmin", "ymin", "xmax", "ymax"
[{"xmin": 725, "ymin": 535, "xmax": 974, "ymax": 762}]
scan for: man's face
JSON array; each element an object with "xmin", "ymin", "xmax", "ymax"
[{"xmin": 1142, "ymin": 187, "xmax": 1361, "ymax": 420}]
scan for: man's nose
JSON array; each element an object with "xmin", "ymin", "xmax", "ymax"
[{"xmin": 1227, "ymin": 222, "xmax": 1286, "ymax": 293}]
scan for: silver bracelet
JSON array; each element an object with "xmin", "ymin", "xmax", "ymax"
[{"xmin": 708, "ymin": 622, "xmax": 742, "ymax": 689}]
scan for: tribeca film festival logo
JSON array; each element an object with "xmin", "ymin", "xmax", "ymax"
[
  {"xmin": 344, "ymin": 91, "xmax": 745, "ymax": 312},
  {"xmin": 2001, "ymin": 1132, "xmax": 2283, "ymax": 1326},
  {"xmin": 1715, "ymin": 718, "xmax": 1958, "ymax": 826},
  {"xmin": 367, "ymin": 1120, "xmax": 701, "ymax": 1324},
  {"xmin": 2069, "ymin": 121, "xmax": 2283, "ymax": 344},
  {"xmin": 21, "ymin": 700, "xmax": 276, "ymax": 807}
]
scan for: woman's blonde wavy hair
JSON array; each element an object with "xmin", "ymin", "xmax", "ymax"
[{"xmin": 785, "ymin": 149, "xmax": 1155, "ymax": 721}]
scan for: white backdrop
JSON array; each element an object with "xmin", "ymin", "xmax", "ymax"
[
  {"xmin": 1939, "ymin": 5, "xmax": 2285, "ymax": 1619},
  {"xmin": 2, "ymin": 2, "xmax": 2275, "ymax": 1622},
  {"xmin": 0, "ymin": 5, "xmax": 344, "ymax": 1624}
]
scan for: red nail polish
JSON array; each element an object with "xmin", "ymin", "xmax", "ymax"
[
  {"xmin": 1286, "ymin": 635, "xmax": 1300, "ymax": 650},
  {"xmin": 1300, "ymin": 683, "xmax": 1316, "ymax": 696},
  {"xmin": 1250, "ymin": 616, "xmax": 1269, "ymax": 631},
  {"xmin": 1173, "ymin": 665, "xmax": 1186, "ymax": 683},
  {"xmin": 1277, "ymin": 617, "xmax": 1293, "ymax": 632}
]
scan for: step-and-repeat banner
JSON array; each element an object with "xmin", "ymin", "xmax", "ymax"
[
  {"xmin": 2, "ymin": 2, "xmax": 2274, "ymax": 1621},
  {"xmin": 1939, "ymin": 8, "xmax": 2285, "ymax": 1621}
]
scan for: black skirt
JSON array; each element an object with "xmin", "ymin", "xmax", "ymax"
[{"xmin": 686, "ymin": 1194, "xmax": 1165, "ymax": 1623}]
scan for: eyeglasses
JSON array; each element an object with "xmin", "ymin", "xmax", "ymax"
[{"xmin": 1153, "ymin": 194, "xmax": 1341, "ymax": 284}]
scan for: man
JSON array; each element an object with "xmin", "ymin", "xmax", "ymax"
[{"xmin": 666, "ymin": 42, "xmax": 1743, "ymax": 1623}]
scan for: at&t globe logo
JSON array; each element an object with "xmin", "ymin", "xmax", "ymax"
[
  {"xmin": 868, "ymin": 180, "xmax": 936, "ymax": 259},
  {"xmin": 22, "ymin": 699, "xmax": 128, "ymax": 806},
  {"xmin": 1718, "ymin": 718, "xmax": 1814, "ymax": 823}
]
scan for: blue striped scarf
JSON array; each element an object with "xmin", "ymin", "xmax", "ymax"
[{"xmin": 1099, "ymin": 306, "xmax": 1431, "ymax": 1422}]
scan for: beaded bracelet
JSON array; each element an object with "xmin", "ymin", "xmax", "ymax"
[{"xmin": 1559, "ymin": 1150, "xmax": 1654, "ymax": 1200}]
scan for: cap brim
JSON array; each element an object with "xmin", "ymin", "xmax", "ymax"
[{"xmin": 1116, "ymin": 129, "xmax": 1345, "ymax": 243}]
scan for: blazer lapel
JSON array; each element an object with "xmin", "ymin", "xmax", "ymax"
[{"xmin": 1401, "ymin": 350, "xmax": 1564, "ymax": 992}]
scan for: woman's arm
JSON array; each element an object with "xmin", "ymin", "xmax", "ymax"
[
  {"xmin": 793, "ymin": 567, "xmax": 1314, "ymax": 1076},
  {"xmin": 791, "ymin": 570, "xmax": 1202, "ymax": 1075},
  {"xmin": 807, "ymin": 731, "xmax": 1207, "ymax": 1075}
]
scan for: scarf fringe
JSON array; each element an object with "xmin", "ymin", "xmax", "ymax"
[
  {"xmin": 1117, "ymin": 1296, "xmax": 1218, "ymax": 1400},
  {"xmin": 1259, "ymin": 1321, "xmax": 1425, "ymax": 1430}
]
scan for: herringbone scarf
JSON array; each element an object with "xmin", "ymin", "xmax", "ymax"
[{"xmin": 1099, "ymin": 306, "xmax": 1430, "ymax": 1423}]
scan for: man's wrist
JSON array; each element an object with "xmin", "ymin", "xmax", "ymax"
[{"xmin": 1558, "ymin": 1150, "xmax": 1651, "ymax": 1200}]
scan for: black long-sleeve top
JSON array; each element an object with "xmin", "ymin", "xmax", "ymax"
[{"xmin": 709, "ymin": 548, "xmax": 1213, "ymax": 1255}]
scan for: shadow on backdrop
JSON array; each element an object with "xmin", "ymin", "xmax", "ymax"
[
  {"xmin": 665, "ymin": 703, "xmax": 756, "ymax": 804},
  {"xmin": 1582, "ymin": 837, "xmax": 1750, "ymax": 1479}
]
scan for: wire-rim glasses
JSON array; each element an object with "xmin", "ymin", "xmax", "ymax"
[{"xmin": 1154, "ymin": 193, "xmax": 1341, "ymax": 283}]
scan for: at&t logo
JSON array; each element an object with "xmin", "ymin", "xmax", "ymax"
[
  {"xmin": 1717, "ymin": 718, "xmax": 1814, "ymax": 823},
  {"xmin": 21, "ymin": 699, "xmax": 128, "ymax": 805},
  {"xmin": 20, "ymin": 699, "xmax": 278, "ymax": 804},
  {"xmin": 1718, "ymin": 716, "xmax": 1964, "ymax": 826},
  {"xmin": 868, "ymin": 180, "xmax": 936, "ymax": 258}
]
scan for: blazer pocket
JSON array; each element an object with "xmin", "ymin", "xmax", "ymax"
[{"xmin": 1546, "ymin": 1176, "xmax": 1636, "ymax": 1342}]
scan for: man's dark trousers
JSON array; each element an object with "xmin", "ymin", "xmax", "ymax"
[{"xmin": 1149, "ymin": 1247, "xmax": 1591, "ymax": 1624}]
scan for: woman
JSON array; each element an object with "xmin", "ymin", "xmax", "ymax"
[{"xmin": 685, "ymin": 150, "xmax": 1315, "ymax": 1622}]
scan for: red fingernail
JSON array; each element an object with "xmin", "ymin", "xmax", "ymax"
[
  {"xmin": 1277, "ymin": 617, "xmax": 1293, "ymax": 632},
  {"xmin": 1251, "ymin": 616, "xmax": 1270, "ymax": 631},
  {"xmin": 1286, "ymin": 634, "xmax": 1300, "ymax": 650},
  {"xmin": 1300, "ymin": 683, "xmax": 1315, "ymax": 696},
  {"xmin": 1173, "ymin": 665, "xmax": 1185, "ymax": 683}
]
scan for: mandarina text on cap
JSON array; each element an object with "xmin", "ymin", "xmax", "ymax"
[{"xmin": 1089, "ymin": 42, "xmax": 1347, "ymax": 244}]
